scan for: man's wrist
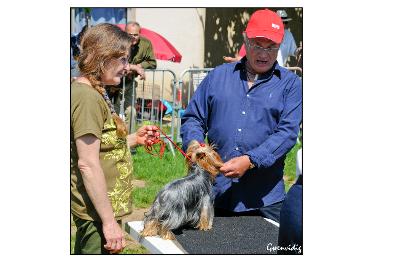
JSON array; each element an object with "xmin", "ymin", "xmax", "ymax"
[{"xmin": 245, "ymin": 154, "xmax": 255, "ymax": 170}]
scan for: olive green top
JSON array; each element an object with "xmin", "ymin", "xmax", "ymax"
[
  {"xmin": 71, "ymin": 82, "xmax": 133, "ymax": 222},
  {"xmin": 130, "ymin": 36, "xmax": 157, "ymax": 69}
]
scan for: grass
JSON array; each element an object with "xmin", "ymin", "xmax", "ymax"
[
  {"xmin": 71, "ymin": 136, "xmax": 301, "ymax": 254},
  {"xmin": 132, "ymin": 140, "xmax": 301, "ymax": 206},
  {"xmin": 284, "ymin": 142, "xmax": 301, "ymax": 192},
  {"xmin": 120, "ymin": 246, "xmax": 149, "ymax": 254},
  {"xmin": 132, "ymin": 144, "xmax": 187, "ymax": 208},
  {"xmin": 71, "ymin": 231, "xmax": 76, "ymax": 254}
]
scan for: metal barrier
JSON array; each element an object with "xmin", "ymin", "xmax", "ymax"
[
  {"xmin": 120, "ymin": 69, "xmax": 177, "ymax": 155},
  {"xmin": 118, "ymin": 68, "xmax": 214, "ymax": 147},
  {"xmin": 175, "ymin": 68, "xmax": 213, "ymax": 142},
  {"xmin": 285, "ymin": 66, "xmax": 302, "ymax": 77}
]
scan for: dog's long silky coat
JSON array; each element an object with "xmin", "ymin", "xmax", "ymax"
[{"xmin": 140, "ymin": 140, "xmax": 223, "ymax": 240}]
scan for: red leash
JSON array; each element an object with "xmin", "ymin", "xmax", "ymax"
[{"xmin": 144, "ymin": 127, "xmax": 192, "ymax": 162}]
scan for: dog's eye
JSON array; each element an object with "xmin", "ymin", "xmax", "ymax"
[{"xmin": 196, "ymin": 152, "xmax": 206, "ymax": 159}]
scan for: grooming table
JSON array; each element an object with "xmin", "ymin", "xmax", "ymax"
[{"xmin": 125, "ymin": 216, "xmax": 279, "ymax": 254}]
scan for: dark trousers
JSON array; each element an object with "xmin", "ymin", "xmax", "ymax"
[
  {"xmin": 73, "ymin": 216, "xmax": 109, "ymax": 254},
  {"xmin": 277, "ymin": 180, "xmax": 303, "ymax": 254},
  {"xmin": 214, "ymin": 201, "xmax": 283, "ymax": 223}
]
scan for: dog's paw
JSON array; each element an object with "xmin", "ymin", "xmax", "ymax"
[
  {"xmin": 160, "ymin": 229, "xmax": 175, "ymax": 240},
  {"xmin": 197, "ymin": 219, "xmax": 211, "ymax": 231},
  {"xmin": 140, "ymin": 221, "xmax": 160, "ymax": 237}
]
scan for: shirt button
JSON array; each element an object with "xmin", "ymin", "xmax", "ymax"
[
  {"xmin": 247, "ymin": 94, "xmax": 250, "ymax": 97},
  {"xmin": 238, "ymin": 128, "xmax": 242, "ymax": 132},
  {"xmin": 242, "ymin": 111, "xmax": 246, "ymax": 115},
  {"xmin": 235, "ymin": 147, "xmax": 239, "ymax": 151}
]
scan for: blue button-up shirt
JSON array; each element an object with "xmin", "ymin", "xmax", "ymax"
[{"xmin": 180, "ymin": 58, "xmax": 302, "ymax": 212}]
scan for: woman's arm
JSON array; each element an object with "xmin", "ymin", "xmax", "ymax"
[{"xmin": 75, "ymin": 134, "xmax": 125, "ymax": 253}]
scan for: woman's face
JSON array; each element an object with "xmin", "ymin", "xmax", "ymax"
[{"xmin": 101, "ymin": 55, "xmax": 129, "ymax": 86}]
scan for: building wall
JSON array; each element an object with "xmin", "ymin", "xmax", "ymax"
[{"xmin": 133, "ymin": 8, "xmax": 206, "ymax": 77}]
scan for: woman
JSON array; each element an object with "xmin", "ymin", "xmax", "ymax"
[{"xmin": 71, "ymin": 23, "xmax": 158, "ymax": 254}]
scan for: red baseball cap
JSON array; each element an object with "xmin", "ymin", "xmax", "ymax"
[{"xmin": 244, "ymin": 9, "xmax": 284, "ymax": 44}]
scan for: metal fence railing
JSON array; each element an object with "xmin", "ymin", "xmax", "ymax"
[
  {"xmin": 118, "ymin": 68, "xmax": 215, "ymax": 148},
  {"xmin": 120, "ymin": 69, "xmax": 177, "ymax": 155},
  {"xmin": 175, "ymin": 68, "xmax": 213, "ymax": 143}
]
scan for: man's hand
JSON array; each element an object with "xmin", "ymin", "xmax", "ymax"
[
  {"xmin": 219, "ymin": 155, "xmax": 252, "ymax": 178},
  {"xmin": 102, "ymin": 220, "xmax": 126, "ymax": 254},
  {"xmin": 127, "ymin": 125, "xmax": 159, "ymax": 148},
  {"xmin": 126, "ymin": 63, "xmax": 145, "ymax": 80},
  {"xmin": 223, "ymin": 55, "xmax": 241, "ymax": 63},
  {"xmin": 134, "ymin": 65, "xmax": 145, "ymax": 80}
]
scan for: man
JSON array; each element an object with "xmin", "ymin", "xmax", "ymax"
[
  {"xmin": 181, "ymin": 9, "xmax": 302, "ymax": 223},
  {"xmin": 276, "ymin": 9, "xmax": 298, "ymax": 66},
  {"xmin": 71, "ymin": 25, "xmax": 88, "ymax": 78},
  {"xmin": 126, "ymin": 21, "xmax": 157, "ymax": 70},
  {"xmin": 112, "ymin": 21, "xmax": 157, "ymax": 130},
  {"xmin": 223, "ymin": 9, "xmax": 299, "ymax": 67}
]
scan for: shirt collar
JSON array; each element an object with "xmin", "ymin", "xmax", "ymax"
[{"xmin": 234, "ymin": 56, "xmax": 282, "ymax": 80}]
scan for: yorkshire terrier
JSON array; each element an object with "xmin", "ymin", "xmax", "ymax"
[{"xmin": 140, "ymin": 140, "xmax": 224, "ymax": 240}]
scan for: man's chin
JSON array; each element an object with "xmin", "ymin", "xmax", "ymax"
[{"xmin": 254, "ymin": 64, "xmax": 272, "ymax": 74}]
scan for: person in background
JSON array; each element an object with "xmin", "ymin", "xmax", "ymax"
[
  {"xmin": 110, "ymin": 21, "xmax": 157, "ymax": 134},
  {"xmin": 71, "ymin": 25, "xmax": 88, "ymax": 79},
  {"xmin": 275, "ymin": 9, "xmax": 298, "ymax": 67},
  {"xmin": 222, "ymin": 44, "xmax": 245, "ymax": 63},
  {"xmin": 71, "ymin": 23, "xmax": 159, "ymax": 254},
  {"xmin": 181, "ymin": 9, "xmax": 302, "ymax": 223}
]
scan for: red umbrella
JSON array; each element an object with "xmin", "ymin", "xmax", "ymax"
[{"xmin": 116, "ymin": 24, "xmax": 182, "ymax": 63}]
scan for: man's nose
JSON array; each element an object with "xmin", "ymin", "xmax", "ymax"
[{"xmin": 257, "ymin": 50, "xmax": 269, "ymax": 59}]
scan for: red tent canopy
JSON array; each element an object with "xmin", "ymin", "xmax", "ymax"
[{"xmin": 116, "ymin": 24, "xmax": 182, "ymax": 63}]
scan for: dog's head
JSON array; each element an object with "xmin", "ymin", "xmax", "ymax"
[{"xmin": 186, "ymin": 140, "xmax": 224, "ymax": 177}]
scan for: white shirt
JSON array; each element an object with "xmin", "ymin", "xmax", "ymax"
[{"xmin": 277, "ymin": 29, "xmax": 297, "ymax": 66}]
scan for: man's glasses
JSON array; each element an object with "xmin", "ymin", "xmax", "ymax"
[
  {"xmin": 243, "ymin": 33, "xmax": 279, "ymax": 55},
  {"xmin": 247, "ymin": 42, "xmax": 279, "ymax": 54},
  {"xmin": 128, "ymin": 33, "xmax": 139, "ymax": 37}
]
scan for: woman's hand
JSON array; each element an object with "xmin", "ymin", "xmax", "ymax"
[
  {"xmin": 127, "ymin": 125, "xmax": 159, "ymax": 148},
  {"xmin": 102, "ymin": 219, "xmax": 126, "ymax": 254}
]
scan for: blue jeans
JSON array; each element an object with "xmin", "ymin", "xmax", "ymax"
[
  {"xmin": 259, "ymin": 201, "xmax": 283, "ymax": 223},
  {"xmin": 277, "ymin": 180, "xmax": 303, "ymax": 254}
]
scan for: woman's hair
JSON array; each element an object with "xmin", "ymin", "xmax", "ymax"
[{"xmin": 78, "ymin": 23, "xmax": 132, "ymax": 138}]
